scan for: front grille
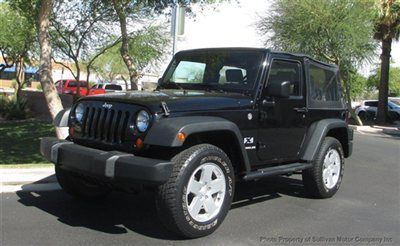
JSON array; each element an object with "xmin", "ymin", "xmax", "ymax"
[
  {"xmin": 71, "ymin": 101, "xmax": 146, "ymax": 151},
  {"xmin": 81, "ymin": 106, "xmax": 131, "ymax": 144}
]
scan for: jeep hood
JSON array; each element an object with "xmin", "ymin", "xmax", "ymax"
[{"xmin": 82, "ymin": 89, "xmax": 253, "ymax": 113}]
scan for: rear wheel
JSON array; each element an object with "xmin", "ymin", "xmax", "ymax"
[
  {"xmin": 358, "ymin": 111, "xmax": 367, "ymax": 122},
  {"xmin": 55, "ymin": 166, "xmax": 111, "ymax": 200},
  {"xmin": 302, "ymin": 137, "xmax": 344, "ymax": 198},
  {"xmin": 156, "ymin": 144, "xmax": 235, "ymax": 238}
]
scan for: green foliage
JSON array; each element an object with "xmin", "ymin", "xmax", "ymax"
[
  {"xmin": 349, "ymin": 73, "xmax": 369, "ymax": 100},
  {"xmin": 93, "ymin": 26, "xmax": 169, "ymax": 81},
  {"xmin": 0, "ymin": 96, "xmax": 29, "ymax": 120},
  {"xmin": 373, "ymin": 0, "xmax": 400, "ymax": 41},
  {"xmin": 368, "ymin": 66, "xmax": 400, "ymax": 96},
  {"xmin": 0, "ymin": 2, "xmax": 36, "ymax": 64},
  {"xmin": 128, "ymin": 26, "xmax": 170, "ymax": 71},
  {"xmin": 257, "ymin": 0, "xmax": 376, "ymax": 69}
]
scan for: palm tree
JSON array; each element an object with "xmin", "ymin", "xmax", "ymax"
[{"xmin": 374, "ymin": 0, "xmax": 400, "ymax": 124}]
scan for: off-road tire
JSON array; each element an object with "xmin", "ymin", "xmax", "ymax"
[
  {"xmin": 156, "ymin": 144, "xmax": 235, "ymax": 238},
  {"xmin": 302, "ymin": 137, "xmax": 344, "ymax": 198},
  {"xmin": 358, "ymin": 111, "xmax": 367, "ymax": 122},
  {"xmin": 55, "ymin": 166, "xmax": 111, "ymax": 200}
]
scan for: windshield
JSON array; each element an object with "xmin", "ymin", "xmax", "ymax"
[
  {"xmin": 389, "ymin": 101, "xmax": 400, "ymax": 108},
  {"xmin": 160, "ymin": 50, "xmax": 265, "ymax": 93}
]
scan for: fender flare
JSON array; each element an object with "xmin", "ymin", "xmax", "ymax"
[
  {"xmin": 54, "ymin": 108, "xmax": 71, "ymax": 127},
  {"xmin": 300, "ymin": 118, "xmax": 350, "ymax": 161},
  {"xmin": 144, "ymin": 116, "xmax": 251, "ymax": 171}
]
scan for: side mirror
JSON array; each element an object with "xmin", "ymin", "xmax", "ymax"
[{"xmin": 266, "ymin": 81, "xmax": 291, "ymax": 98}]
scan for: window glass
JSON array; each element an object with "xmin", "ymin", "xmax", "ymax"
[
  {"xmin": 161, "ymin": 50, "xmax": 264, "ymax": 92},
  {"xmin": 171, "ymin": 61, "xmax": 206, "ymax": 83},
  {"xmin": 365, "ymin": 101, "xmax": 378, "ymax": 107},
  {"xmin": 68, "ymin": 81, "xmax": 87, "ymax": 87},
  {"xmin": 309, "ymin": 64, "xmax": 339, "ymax": 101},
  {"xmin": 267, "ymin": 60, "xmax": 301, "ymax": 96},
  {"xmin": 105, "ymin": 84, "xmax": 122, "ymax": 90},
  {"xmin": 218, "ymin": 66, "xmax": 247, "ymax": 84}
]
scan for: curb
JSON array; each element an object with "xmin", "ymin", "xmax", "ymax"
[
  {"xmin": 1, "ymin": 167, "xmax": 56, "ymax": 186},
  {"xmin": 351, "ymin": 125, "xmax": 400, "ymax": 136}
]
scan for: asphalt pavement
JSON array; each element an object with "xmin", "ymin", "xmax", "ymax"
[{"xmin": 1, "ymin": 132, "xmax": 399, "ymax": 246}]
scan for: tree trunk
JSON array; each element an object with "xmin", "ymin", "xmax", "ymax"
[
  {"xmin": 376, "ymin": 37, "xmax": 392, "ymax": 124},
  {"xmin": 38, "ymin": 0, "xmax": 66, "ymax": 139},
  {"xmin": 112, "ymin": 0, "xmax": 138, "ymax": 90},
  {"xmin": 344, "ymin": 79, "xmax": 363, "ymax": 126},
  {"xmin": 121, "ymin": 75, "xmax": 129, "ymax": 90},
  {"xmin": 15, "ymin": 57, "xmax": 25, "ymax": 100},
  {"xmin": 73, "ymin": 61, "xmax": 81, "ymax": 101}
]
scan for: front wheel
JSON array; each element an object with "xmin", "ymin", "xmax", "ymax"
[
  {"xmin": 156, "ymin": 144, "xmax": 235, "ymax": 238},
  {"xmin": 302, "ymin": 137, "xmax": 344, "ymax": 198}
]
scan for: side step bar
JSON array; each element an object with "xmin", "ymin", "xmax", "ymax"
[{"xmin": 243, "ymin": 162, "xmax": 313, "ymax": 181}]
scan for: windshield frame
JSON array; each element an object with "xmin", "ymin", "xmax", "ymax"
[{"xmin": 159, "ymin": 49, "xmax": 267, "ymax": 95}]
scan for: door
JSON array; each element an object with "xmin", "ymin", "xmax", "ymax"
[{"xmin": 257, "ymin": 58, "xmax": 307, "ymax": 164}]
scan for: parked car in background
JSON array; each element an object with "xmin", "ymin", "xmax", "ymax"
[
  {"xmin": 55, "ymin": 80, "xmax": 91, "ymax": 95},
  {"xmin": 90, "ymin": 83, "xmax": 123, "ymax": 94},
  {"xmin": 389, "ymin": 97, "xmax": 400, "ymax": 106},
  {"xmin": 355, "ymin": 100, "xmax": 400, "ymax": 121}
]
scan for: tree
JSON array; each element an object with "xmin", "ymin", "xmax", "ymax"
[
  {"xmin": 257, "ymin": 0, "xmax": 377, "ymax": 125},
  {"xmin": 92, "ymin": 26, "xmax": 169, "ymax": 88},
  {"xmin": 373, "ymin": 0, "xmax": 400, "ymax": 124},
  {"xmin": 109, "ymin": 0, "xmax": 225, "ymax": 90},
  {"xmin": 350, "ymin": 73, "xmax": 370, "ymax": 100},
  {"xmin": 0, "ymin": 2, "xmax": 35, "ymax": 99},
  {"xmin": 38, "ymin": 0, "xmax": 65, "ymax": 138},
  {"xmin": 51, "ymin": 0, "xmax": 116, "ymax": 97},
  {"xmin": 368, "ymin": 66, "xmax": 400, "ymax": 96}
]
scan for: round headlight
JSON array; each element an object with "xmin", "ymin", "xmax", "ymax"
[
  {"xmin": 75, "ymin": 103, "xmax": 85, "ymax": 122},
  {"xmin": 136, "ymin": 110, "xmax": 150, "ymax": 132}
]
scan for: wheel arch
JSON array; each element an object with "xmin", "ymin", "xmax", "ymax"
[
  {"xmin": 300, "ymin": 118, "xmax": 352, "ymax": 161},
  {"xmin": 144, "ymin": 116, "xmax": 251, "ymax": 173}
]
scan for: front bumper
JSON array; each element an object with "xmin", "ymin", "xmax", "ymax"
[{"xmin": 40, "ymin": 137, "xmax": 173, "ymax": 185}]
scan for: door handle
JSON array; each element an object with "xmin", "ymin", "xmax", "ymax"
[
  {"xmin": 294, "ymin": 107, "xmax": 308, "ymax": 113},
  {"xmin": 262, "ymin": 99, "xmax": 275, "ymax": 107}
]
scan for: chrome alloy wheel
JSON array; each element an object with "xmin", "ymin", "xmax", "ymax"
[
  {"xmin": 185, "ymin": 163, "xmax": 226, "ymax": 223},
  {"xmin": 322, "ymin": 149, "xmax": 341, "ymax": 189}
]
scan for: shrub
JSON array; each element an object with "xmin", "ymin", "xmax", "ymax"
[{"xmin": 0, "ymin": 96, "xmax": 29, "ymax": 120}]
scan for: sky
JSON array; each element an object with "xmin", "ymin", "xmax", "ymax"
[{"xmin": 172, "ymin": 0, "xmax": 400, "ymax": 75}]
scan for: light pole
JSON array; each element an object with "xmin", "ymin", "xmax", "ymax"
[{"xmin": 171, "ymin": 2, "xmax": 185, "ymax": 56}]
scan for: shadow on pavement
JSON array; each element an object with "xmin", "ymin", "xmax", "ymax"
[{"xmin": 16, "ymin": 175, "xmax": 309, "ymax": 240}]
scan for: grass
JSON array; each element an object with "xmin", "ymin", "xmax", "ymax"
[{"xmin": 0, "ymin": 120, "xmax": 55, "ymax": 165}]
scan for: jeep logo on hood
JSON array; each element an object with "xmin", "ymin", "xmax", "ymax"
[{"xmin": 102, "ymin": 102, "xmax": 113, "ymax": 109}]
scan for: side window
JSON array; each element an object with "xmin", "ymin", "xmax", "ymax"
[
  {"xmin": 365, "ymin": 101, "xmax": 378, "ymax": 107},
  {"xmin": 309, "ymin": 64, "xmax": 339, "ymax": 102},
  {"xmin": 105, "ymin": 84, "xmax": 122, "ymax": 90},
  {"xmin": 171, "ymin": 61, "xmax": 206, "ymax": 83},
  {"xmin": 267, "ymin": 60, "xmax": 302, "ymax": 97}
]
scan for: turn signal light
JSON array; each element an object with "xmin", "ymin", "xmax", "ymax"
[
  {"xmin": 177, "ymin": 132, "xmax": 186, "ymax": 142},
  {"xmin": 135, "ymin": 138, "xmax": 144, "ymax": 150}
]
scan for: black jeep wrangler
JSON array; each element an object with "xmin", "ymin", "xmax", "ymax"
[{"xmin": 41, "ymin": 48, "xmax": 353, "ymax": 238}]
